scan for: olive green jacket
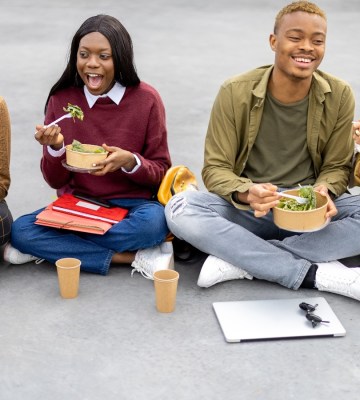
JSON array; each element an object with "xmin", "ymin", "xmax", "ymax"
[
  {"xmin": 202, "ymin": 65, "xmax": 355, "ymax": 208},
  {"xmin": 0, "ymin": 96, "xmax": 11, "ymax": 201}
]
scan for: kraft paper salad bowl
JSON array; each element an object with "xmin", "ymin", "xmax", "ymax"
[
  {"xmin": 273, "ymin": 189, "xmax": 329, "ymax": 232},
  {"xmin": 65, "ymin": 143, "xmax": 108, "ymax": 170}
]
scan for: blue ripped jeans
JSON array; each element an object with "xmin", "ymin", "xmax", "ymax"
[
  {"xmin": 165, "ymin": 190, "xmax": 360, "ymax": 289},
  {"xmin": 11, "ymin": 198, "xmax": 169, "ymax": 275}
]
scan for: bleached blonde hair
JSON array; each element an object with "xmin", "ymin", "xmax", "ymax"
[{"xmin": 274, "ymin": 1, "xmax": 326, "ymax": 33}]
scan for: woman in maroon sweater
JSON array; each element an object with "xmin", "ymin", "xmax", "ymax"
[{"xmin": 5, "ymin": 15, "xmax": 173, "ymax": 277}]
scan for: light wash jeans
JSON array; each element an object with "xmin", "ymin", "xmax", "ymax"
[
  {"xmin": 165, "ymin": 191, "xmax": 360, "ymax": 289},
  {"xmin": 11, "ymin": 198, "xmax": 169, "ymax": 275}
]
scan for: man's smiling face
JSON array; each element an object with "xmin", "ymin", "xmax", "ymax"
[{"xmin": 269, "ymin": 11, "xmax": 327, "ymax": 82}]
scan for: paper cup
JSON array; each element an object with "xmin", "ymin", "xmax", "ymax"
[
  {"xmin": 55, "ymin": 258, "xmax": 81, "ymax": 299},
  {"xmin": 153, "ymin": 270, "xmax": 179, "ymax": 313}
]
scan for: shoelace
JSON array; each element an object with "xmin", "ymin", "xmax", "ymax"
[
  {"xmin": 219, "ymin": 262, "xmax": 237, "ymax": 273},
  {"xmin": 218, "ymin": 259, "xmax": 253, "ymax": 279},
  {"xmin": 131, "ymin": 260, "xmax": 154, "ymax": 280}
]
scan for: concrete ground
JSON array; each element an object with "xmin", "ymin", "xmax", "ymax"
[{"xmin": 0, "ymin": 1, "xmax": 359, "ymax": 399}]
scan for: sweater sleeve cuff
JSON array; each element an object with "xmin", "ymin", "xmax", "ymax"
[
  {"xmin": 47, "ymin": 143, "xmax": 65, "ymax": 157},
  {"xmin": 121, "ymin": 153, "xmax": 141, "ymax": 174}
]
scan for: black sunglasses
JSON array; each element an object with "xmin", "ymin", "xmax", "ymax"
[{"xmin": 299, "ymin": 302, "xmax": 330, "ymax": 328}]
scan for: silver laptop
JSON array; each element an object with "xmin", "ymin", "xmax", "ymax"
[{"xmin": 213, "ymin": 297, "xmax": 346, "ymax": 343}]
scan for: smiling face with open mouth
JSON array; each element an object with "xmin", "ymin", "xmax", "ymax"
[
  {"xmin": 76, "ymin": 32, "xmax": 115, "ymax": 95},
  {"xmin": 270, "ymin": 11, "xmax": 326, "ymax": 82}
]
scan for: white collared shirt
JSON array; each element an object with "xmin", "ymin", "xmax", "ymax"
[
  {"xmin": 84, "ymin": 81, "xmax": 126, "ymax": 108},
  {"xmin": 47, "ymin": 82, "xmax": 141, "ymax": 173}
]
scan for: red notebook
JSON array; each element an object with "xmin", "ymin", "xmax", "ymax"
[
  {"xmin": 35, "ymin": 208, "xmax": 112, "ymax": 235},
  {"xmin": 52, "ymin": 194, "xmax": 128, "ymax": 224}
]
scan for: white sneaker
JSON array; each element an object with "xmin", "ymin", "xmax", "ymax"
[
  {"xmin": 315, "ymin": 261, "xmax": 360, "ymax": 301},
  {"xmin": 3, "ymin": 243, "xmax": 43, "ymax": 265},
  {"xmin": 197, "ymin": 255, "xmax": 253, "ymax": 288},
  {"xmin": 131, "ymin": 242, "xmax": 175, "ymax": 279}
]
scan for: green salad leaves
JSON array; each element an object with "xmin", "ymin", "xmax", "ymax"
[
  {"xmin": 277, "ymin": 185, "xmax": 317, "ymax": 211},
  {"xmin": 63, "ymin": 103, "xmax": 84, "ymax": 122},
  {"xmin": 71, "ymin": 140, "xmax": 106, "ymax": 153}
]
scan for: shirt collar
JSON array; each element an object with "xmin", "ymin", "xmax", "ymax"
[{"xmin": 84, "ymin": 82, "xmax": 126, "ymax": 108}]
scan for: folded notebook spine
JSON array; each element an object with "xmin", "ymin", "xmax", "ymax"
[{"xmin": 52, "ymin": 206, "xmax": 119, "ymax": 224}]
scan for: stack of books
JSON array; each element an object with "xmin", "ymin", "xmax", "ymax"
[{"xmin": 35, "ymin": 193, "xmax": 128, "ymax": 235}]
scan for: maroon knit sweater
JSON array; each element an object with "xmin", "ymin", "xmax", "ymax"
[{"xmin": 41, "ymin": 82, "xmax": 171, "ymax": 200}]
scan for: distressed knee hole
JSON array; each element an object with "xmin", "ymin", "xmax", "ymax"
[{"xmin": 169, "ymin": 196, "xmax": 187, "ymax": 219}]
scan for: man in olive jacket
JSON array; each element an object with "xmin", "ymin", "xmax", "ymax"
[{"xmin": 165, "ymin": 1, "xmax": 360, "ymax": 301}]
